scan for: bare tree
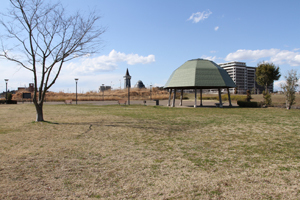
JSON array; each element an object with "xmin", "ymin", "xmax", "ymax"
[
  {"xmin": 281, "ymin": 70, "xmax": 299, "ymax": 110},
  {"xmin": 0, "ymin": 0, "xmax": 105, "ymax": 121}
]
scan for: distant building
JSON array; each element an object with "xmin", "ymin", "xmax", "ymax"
[
  {"xmin": 17, "ymin": 83, "xmax": 34, "ymax": 92},
  {"xmin": 99, "ymin": 85, "xmax": 111, "ymax": 92},
  {"xmin": 218, "ymin": 61, "xmax": 273, "ymax": 94},
  {"xmin": 134, "ymin": 80, "xmax": 145, "ymax": 89},
  {"xmin": 123, "ymin": 68, "xmax": 131, "ymax": 88},
  {"xmin": 28, "ymin": 83, "xmax": 34, "ymax": 92}
]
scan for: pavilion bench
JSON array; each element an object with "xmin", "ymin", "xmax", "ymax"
[
  {"xmin": 118, "ymin": 99, "xmax": 127, "ymax": 105},
  {"xmin": 153, "ymin": 99, "xmax": 159, "ymax": 105},
  {"xmin": 65, "ymin": 100, "xmax": 72, "ymax": 104},
  {"xmin": 215, "ymin": 103, "xmax": 223, "ymax": 107}
]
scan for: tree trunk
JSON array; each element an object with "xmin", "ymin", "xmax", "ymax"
[
  {"xmin": 34, "ymin": 102, "xmax": 44, "ymax": 122},
  {"xmin": 286, "ymin": 100, "xmax": 291, "ymax": 110}
]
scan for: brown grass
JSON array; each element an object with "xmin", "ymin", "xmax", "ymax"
[
  {"xmin": 186, "ymin": 93, "xmax": 300, "ymax": 107},
  {"xmin": 12, "ymin": 87, "xmax": 169, "ymax": 102},
  {"xmin": 1, "ymin": 104, "xmax": 300, "ymax": 199},
  {"xmin": 11, "ymin": 88, "xmax": 300, "ymax": 108},
  {"xmin": 251, "ymin": 94, "xmax": 300, "ymax": 107}
]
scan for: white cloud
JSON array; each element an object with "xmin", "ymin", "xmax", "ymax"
[
  {"xmin": 188, "ymin": 10, "xmax": 212, "ymax": 23},
  {"xmin": 293, "ymin": 48, "xmax": 300, "ymax": 51},
  {"xmin": 201, "ymin": 55, "xmax": 217, "ymax": 61},
  {"xmin": 225, "ymin": 49, "xmax": 280, "ymax": 61},
  {"xmin": 225, "ymin": 48, "xmax": 300, "ymax": 67},
  {"xmin": 66, "ymin": 49, "xmax": 155, "ymax": 74},
  {"xmin": 0, "ymin": 49, "xmax": 156, "ymax": 92},
  {"xmin": 269, "ymin": 50, "xmax": 300, "ymax": 66},
  {"xmin": 51, "ymin": 72, "xmax": 123, "ymax": 93},
  {"xmin": 214, "ymin": 26, "xmax": 219, "ymax": 31},
  {"xmin": 274, "ymin": 79, "xmax": 300, "ymax": 92},
  {"xmin": 274, "ymin": 80, "xmax": 285, "ymax": 91},
  {"xmin": 210, "ymin": 50, "xmax": 217, "ymax": 53}
]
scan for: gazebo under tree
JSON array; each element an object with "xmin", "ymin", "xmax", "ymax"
[{"xmin": 164, "ymin": 59, "xmax": 236, "ymax": 108}]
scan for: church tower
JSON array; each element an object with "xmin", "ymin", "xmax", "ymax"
[{"xmin": 123, "ymin": 68, "xmax": 131, "ymax": 88}]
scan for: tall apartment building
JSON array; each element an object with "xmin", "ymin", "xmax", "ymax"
[{"xmin": 218, "ymin": 61, "xmax": 273, "ymax": 94}]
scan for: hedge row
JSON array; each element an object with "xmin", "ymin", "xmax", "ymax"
[
  {"xmin": 0, "ymin": 100, "xmax": 17, "ymax": 104},
  {"xmin": 237, "ymin": 101, "xmax": 262, "ymax": 107}
]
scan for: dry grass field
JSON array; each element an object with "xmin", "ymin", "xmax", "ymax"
[
  {"xmin": 1, "ymin": 104, "xmax": 300, "ymax": 199},
  {"xmin": 9, "ymin": 88, "xmax": 300, "ymax": 108},
  {"xmin": 11, "ymin": 88, "xmax": 169, "ymax": 102},
  {"xmin": 184, "ymin": 93, "xmax": 300, "ymax": 108},
  {"xmin": 251, "ymin": 94, "xmax": 300, "ymax": 107}
]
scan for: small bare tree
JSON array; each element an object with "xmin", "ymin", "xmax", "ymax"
[
  {"xmin": 281, "ymin": 70, "xmax": 299, "ymax": 110},
  {"xmin": 0, "ymin": 0, "xmax": 105, "ymax": 121}
]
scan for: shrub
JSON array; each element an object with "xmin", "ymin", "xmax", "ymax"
[
  {"xmin": 0, "ymin": 98, "xmax": 17, "ymax": 104},
  {"xmin": 7, "ymin": 93, "xmax": 12, "ymax": 101},
  {"xmin": 262, "ymin": 91, "xmax": 272, "ymax": 106},
  {"xmin": 237, "ymin": 101, "xmax": 262, "ymax": 107},
  {"xmin": 7, "ymin": 100, "xmax": 17, "ymax": 104},
  {"xmin": 246, "ymin": 90, "xmax": 252, "ymax": 102},
  {"xmin": 217, "ymin": 94, "xmax": 246, "ymax": 101},
  {"xmin": 0, "ymin": 99, "xmax": 17, "ymax": 104}
]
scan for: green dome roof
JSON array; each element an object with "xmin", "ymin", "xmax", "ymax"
[{"xmin": 164, "ymin": 59, "xmax": 236, "ymax": 89}]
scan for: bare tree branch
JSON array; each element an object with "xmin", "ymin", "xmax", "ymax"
[{"xmin": 0, "ymin": 0, "xmax": 106, "ymax": 121}]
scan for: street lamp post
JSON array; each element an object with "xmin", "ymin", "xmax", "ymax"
[
  {"xmin": 4, "ymin": 79, "xmax": 8, "ymax": 104},
  {"xmin": 75, "ymin": 78, "xmax": 78, "ymax": 104},
  {"xmin": 102, "ymin": 84, "xmax": 104, "ymax": 101},
  {"xmin": 150, "ymin": 85, "xmax": 152, "ymax": 100}
]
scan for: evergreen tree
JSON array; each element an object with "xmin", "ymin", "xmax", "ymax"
[{"xmin": 256, "ymin": 62, "xmax": 281, "ymax": 106}]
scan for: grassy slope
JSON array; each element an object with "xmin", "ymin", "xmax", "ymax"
[{"xmin": 1, "ymin": 104, "xmax": 300, "ymax": 199}]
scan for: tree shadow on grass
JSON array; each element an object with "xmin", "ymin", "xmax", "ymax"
[
  {"xmin": 31, "ymin": 121, "xmax": 59, "ymax": 124},
  {"xmin": 185, "ymin": 105, "xmax": 239, "ymax": 108}
]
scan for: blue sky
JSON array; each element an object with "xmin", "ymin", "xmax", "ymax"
[{"xmin": 1, "ymin": 0, "xmax": 300, "ymax": 93}]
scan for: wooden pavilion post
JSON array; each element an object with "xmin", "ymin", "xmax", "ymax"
[
  {"xmin": 179, "ymin": 89, "xmax": 183, "ymax": 106},
  {"xmin": 218, "ymin": 88, "xmax": 223, "ymax": 108},
  {"xmin": 194, "ymin": 88, "xmax": 197, "ymax": 108},
  {"xmin": 227, "ymin": 88, "xmax": 232, "ymax": 107},
  {"xmin": 172, "ymin": 89, "xmax": 176, "ymax": 107},
  {"xmin": 167, "ymin": 89, "xmax": 172, "ymax": 106},
  {"xmin": 200, "ymin": 89, "xmax": 203, "ymax": 107}
]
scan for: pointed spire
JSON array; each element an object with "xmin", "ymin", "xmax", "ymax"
[{"xmin": 125, "ymin": 68, "xmax": 130, "ymax": 76}]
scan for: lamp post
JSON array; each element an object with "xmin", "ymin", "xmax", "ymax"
[
  {"xmin": 75, "ymin": 78, "xmax": 78, "ymax": 104},
  {"xmin": 4, "ymin": 79, "xmax": 8, "ymax": 104},
  {"xmin": 102, "ymin": 84, "xmax": 104, "ymax": 101},
  {"xmin": 150, "ymin": 85, "xmax": 152, "ymax": 100}
]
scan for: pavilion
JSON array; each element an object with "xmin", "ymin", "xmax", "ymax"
[{"xmin": 164, "ymin": 59, "xmax": 236, "ymax": 108}]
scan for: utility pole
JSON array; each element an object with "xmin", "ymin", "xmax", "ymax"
[
  {"xmin": 4, "ymin": 79, "xmax": 8, "ymax": 104},
  {"xmin": 150, "ymin": 85, "xmax": 152, "ymax": 100},
  {"xmin": 75, "ymin": 78, "xmax": 78, "ymax": 104},
  {"xmin": 102, "ymin": 84, "xmax": 104, "ymax": 101}
]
